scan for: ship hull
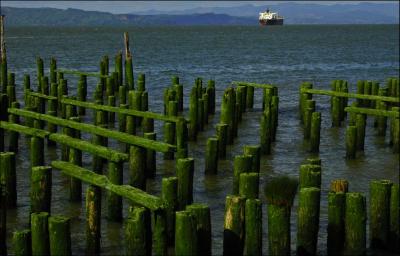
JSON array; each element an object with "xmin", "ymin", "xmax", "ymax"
[{"xmin": 259, "ymin": 19, "xmax": 284, "ymax": 26}]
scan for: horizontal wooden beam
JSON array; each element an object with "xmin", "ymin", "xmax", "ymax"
[
  {"xmin": 27, "ymin": 91, "xmax": 57, "ymax": 101},
  {"xmin": 301, "ymin": 88, "xmax": 400, "ymax": 103},
  {"xmin": 8, "ymin": 108, "xmax": 176, "ymax": 153},
  {"xmin": 0, "ymin": 121, "xmax": 50, "ymax": 138},
  {"xmin": 62, "ymin": 97, "xmax": 186, "ymax": 123},
  {"xmin": 0, "ymin": 121, "xmax": 129, "ymax": 162},
  {"xmin": 49, "ymin": 134, "xmax": 128, "ymax": 162},
  {"xmin": 232, "ymin": 81, "xmax": 276, "ymax": 89},
  {"xmin": 344, "ymin": 107, "xmax": 400, "ymax": 118},
  {"xmin": 51, "ymin": 161, "xmax": 165, "ymax": 210},
  {"xmin": 55, "ymin": 69, "xmax": 109, "ymax": 78}
]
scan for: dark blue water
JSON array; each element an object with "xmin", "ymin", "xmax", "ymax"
[{"xmin": 4, "ymin": 25, "xmax": 399, "ymax": 255}]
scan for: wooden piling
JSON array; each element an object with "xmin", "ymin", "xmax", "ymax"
[
  {"xmin": 177, "ymin": 158, "xmax": 194, "ymax": 209},
  {"xmin": 370, "ymin": 179, "xmax": 392, "ymax": 249},
  {"xmin": 296, "ymin": 187, "xmax": 321, "ymax": 256},
  {"xmin": 189, "ymin": 86, "xmax": 198, "ymax": 140},
  {"xmin": 309, "ymin": 112, "xmax": 321, "ymax": 153},
  {"xmin": 389, "ymin": 183, "xmax": 399, "ymax": 252},
  {"xmin": 86, "ymin": 185, "xmax": 101, "ymax": 255},
  {"xmin": 332, "ymin": 96, "xmax": 341, "ymax": 127},
  {"xmin": 243, "ymin": 145, "xmax": 261, "ymax": 173},
  {"xmin": 107, "ymin": 161, "xmax": 123, "ymax": 221},
  {"xmin": 260, "ymin": 107, "xmax": 272, "ymax": 155},
  {"xmin": 125, "ymin": 207, "xmax": 151, "ymax": 256},
  {"xmin": 233, "ymin": 155, "xmax": 253, "ymax": 194},
  {"xmin": 175, "ymin": 210, "xmax": 197, "ymax": 256},
  {"xmin": 239, "ymin": 172, "xmax": 259, "ymax": 199},
  {"xmin": 48, "ymin": 215, "xmax": 72, "ymax": 256},
  {"xmin": 31, "ymin": 166, "xmax": 52, "ymax": 213},
  {"xmin": 161, "ymin": 177, "xmax": 178, "ymax": 245},
  {"xmin": 327, "ymin": 191, "xmax": 346, "ymax": 255},
  {"xmin": 223, "ymin": 195, "xmax": 245, "ymax": 256},
  {"xmin": 220, "ymin": 88, "xmax": 235, "ymax": 144},
  {"xmin": 244, "ymin": 199, "xmax": 262, "ymax": 256},
  {"xmin": 0, "ymin": 186, "xmax": 5, "ymax": 255},
  {"xmin": 216, "ymin": 123, "xmax": 228, "ymax": 159},
  {"xmin": 299, "ymin": 164, "xmax": 321, "ymax": 189},
  {"xmin": 186, "ymin": 203, "xmax": 212, "ymax": 256},
  {"xmin": 9, "ymin": 102, "xmax": 20, "ymax": 152},
  {"xmin": 0, "ymin": 152, "xmax": 16, "ymax": 207},
  {"xmin": 346, "ymin": 126, "xmax": 357, "ymax": 159},
  {"xmin": 344, "ymin": 192, "xmax": 366, "ymax": 255},
  {"xmin": 31, "ymin": 212, "xmax": 50, "ymax": 256},
  {"xmin": 205, "ymin": 137, "xmax": 219, "ymax": 174},
  {"xmin": 264, "ymin": 176, "xmax": 298, "ymax": 255},
  {"xmin": 129, "ymin": 145, "xmax": 146, "ymax": 190},
  {"xmin": 355, "ymin": 114, "xmax": 366, "ymax": 151},
  {"xmin": 12, "ymin": 229, "xmax": 31, "ymax": 256}
]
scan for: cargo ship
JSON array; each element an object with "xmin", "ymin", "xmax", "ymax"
[{"xmin": 259, "ymin": 9, "xmax": 284, "ymax": 26}]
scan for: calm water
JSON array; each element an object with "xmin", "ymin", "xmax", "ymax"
[{"xmin": 4, "ymin": 25, "xmax": 400, "ymax": 255}]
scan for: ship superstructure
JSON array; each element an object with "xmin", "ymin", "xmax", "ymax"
[{"xmin": 259, "ymin": 9, "xmax": 284, "ymax": 26}]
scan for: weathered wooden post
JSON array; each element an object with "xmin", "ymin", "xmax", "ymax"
[
  {"xmin": 233, "ymin": 155, "xmax": 252, "ymax": 194},
  {"xmin": 327, "ymin": 188, "xmax": 346, "ymax": 255},
  {"xmin": 161, "ymin": 177, "xmax": 178, "ymax": 245},
  {"xmin": 304, "ymin": 100, "xmax": 315, "ymax": 140},
  {"xmin": 244, "ymin": 199, "xmax": 262, "ymax": 256},
  {"xmin": 177, "ymin": 158, "xmax": 194, "ymax": 209},
  {"xmin": 31, "ymin": 166, "xmax": 52, "ymax": 213},
  {"xmin": 296, "ymin": 187, "xmax": 321, "ymax": 255},
  {"xmin": 243, "ymin": 145, "xmax": 261, "ymax": 173},
  {"xmin": 125, "ymin": 207, "xmax": 151, "ymax": 255},
  {"xmin": 118, "ymin": 104, "xmax": 128, "ymax": 132},
  {"xmin": 377, "ymin": 101, "xmax": 388, "ymax": 136},
  {"xmin": 309, "ymin": 112, "xmax": 321, "ymax": 153},
  {"xmin": 246, "ymin": 85, "xmax": 254, "ymax": 109},
  {"xmin": 216, "ymin": 123, "xmax": 228, "ymax": 159},
  {"xmin": 239, "ymin": 172, "xmax": 259, "ymax": 199},
  {"xmin": 48, "ymin": 215, "xmax": 72, "ymax": 256},
  {"xmin": 271, "ymin": 96, "xmax": 279, "ymax": 141},
  {"xmin": 189, "ymin": 86, "xmax": 198, "ymax": 140},
  {"xmin": 223, "ymin": 195, "xmax": 245, "ymax": 256},
  {"xmin": 346, "ymin": 126, "xmax": 357, "ymax": 159},
  {"xmin": 107, "ymin": 161, "xmax": 123, "ymax": 221},
  {"xmin": 299, "ymin": 82, "xmax": 312, "ymax": 122},
  {"xmin": 175, "ymin": 210, "xmax": 197, "ymax": 256},
  {"xmin": 344, "ymin": 192, "xmax": 366, "ymax": 256},
  {"xmin": 36, "ymin": 57, "xmax": 44, "ymax": 90},
  {"xmin": 12, "ymin": 229, "xmax": 31, "ymax": 256},
  {"xmin": 0, "ymin": 185, "xmax": 5, "ymax": 255},
  {"xmin": 332, "ymin": 96, "xmax": 341, "ymax": 127},
  {"xmin": 299, "ymin": 164, "xmax": 321, "ymax": 189},
  {"xmin": 207, "ymin": 80, "xmax": 216, "ymax": 114},
  {"xmin": 260, "ymin": 107, "xmax": 272, "ymax": 155},
  {"xmin": 31, "ymin": 212, "xmax": 50, "ymax": 256},
  {"xmin": 144, "ymin": 132, "xmax": 156, "ymax": 178},
  {"xmin": 389, "ymin": 183, "xmax": 399, "ymax": 252},
  {"xmin": 186, "ymin": 203, "xmax": 212, "ymax": 256},
  {"xmin": 205, "ymin": 137, "xmax": 219, "ymax": 174},
  {"xmin": 370, "ymin": 179, "xmax": 392, "ymax": 249},
  {"xmin": 220, "ymin": 87, "xmax": 235, "ymax": 144},
  {"xmin": 129, "ymin": 145, "xmax": 146, "ymax": 190},
  {"xmin": 264, "ymin": 176, "xmax": 298, "ymax": 255},
  {"xmin": 0, "ymin": 152, "xmax": 16, "ymax": 207},
  {"xmin": 356, "ymin": 113, "xmax": 366, "ymax": 151},
  {"xmin": 86, "ymin": 185, "xmax": 101, "ymax": 255}
]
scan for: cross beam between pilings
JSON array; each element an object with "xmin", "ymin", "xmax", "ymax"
[
  {"xmin": 51, "ymin": 161, "xmax": 164, "ymax": 210},
  {"xmin": 0, "ymin": 121, "xmax": 128, "ymax": 162},
  {"xmin": 345, "ymin": 107, "xmax": 400, "ymax": 118},
  {"xmin": 62, "ymin": 97, "xmax": 187, "ymax": 123},
  {"xmin": 301, "ymin": 88, "xmax": 400, "ymax": 103},
  {"xmin": 7, "ymin": 108, "xmax": 175, "ymax": 153},
  {"xmin": 232, "ymin": 81, "xmax": 277, "ymax": 89}
]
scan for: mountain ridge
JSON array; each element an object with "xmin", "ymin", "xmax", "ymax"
[{"xmin": 1, "ymin": 3, "xmax": 399, "ymax": 27}]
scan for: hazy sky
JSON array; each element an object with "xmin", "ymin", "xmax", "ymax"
[{"xmin": 2, "ymin": 1, "xmax": 396, "ymax": 14}]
